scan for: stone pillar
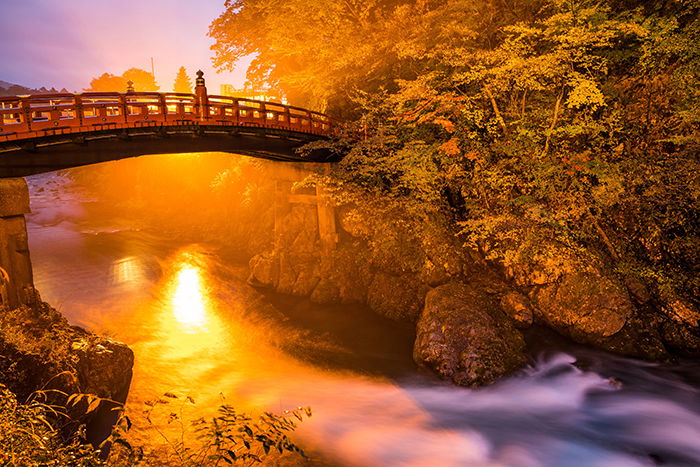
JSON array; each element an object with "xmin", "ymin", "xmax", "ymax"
[{"xmin": 0, "ymin": 178, "xmax": 35, "ymax": 310}]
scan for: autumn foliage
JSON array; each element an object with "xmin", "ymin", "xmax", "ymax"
[
  {"xmin": 86, "ymin": 68, "xmax": 159, "ymax": 92},
  {"xmin": 211, "ymin": 0, "xmax": 699, "ymax": 317}
]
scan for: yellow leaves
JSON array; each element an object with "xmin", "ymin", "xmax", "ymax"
[
  {"xmin": 438, "ymin": 137, "xmax": 461, "ymax": 156},
  {"xmin": 566, "ymin": 78, "xmax": 606, "ymax": 110}
]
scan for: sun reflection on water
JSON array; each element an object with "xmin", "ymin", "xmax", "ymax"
[{"xmin": 172, "ymin": 262, "xmax": 207, "ymax": 329}]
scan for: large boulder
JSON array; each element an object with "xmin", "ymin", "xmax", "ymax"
[
  {"xmin": 0, "ymin": 302, "xmax": 134, "ymax": 446},
  {"xmin": 367, "ymin": 272, "xmax": 429, "ymax": 322},
  {"xmin": 248, "ymin": 253, "xmax": 279, "ymax": 287},
  {"xmin": 414, "ymin": 282, "xmax": 527, "ymax": 386},
  {"xmin": 530, "ymin": 272, "xmax": 634, "ymax": 341}
]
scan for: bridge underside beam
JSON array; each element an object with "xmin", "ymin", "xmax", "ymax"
[{"xmin": 0, "ymin": 125, "xmax": 338, "ymax": 178}]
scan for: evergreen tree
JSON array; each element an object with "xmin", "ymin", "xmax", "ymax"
[{"xmin": 173, "ymin": 66, "xmax": 193, "ymax": 94}]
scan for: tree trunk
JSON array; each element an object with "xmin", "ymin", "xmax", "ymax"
[
  {"xmin": 485, "ymin": 87, "xmax": 508, "ymax": 135},
  {"xmin": 541, "ymin": 89, "xmax": 565, "ymax": 156}
]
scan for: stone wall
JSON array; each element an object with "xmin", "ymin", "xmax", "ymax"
[{"xmin": 0, "ymin": 178, "xmax": 36, "ymax": 309}]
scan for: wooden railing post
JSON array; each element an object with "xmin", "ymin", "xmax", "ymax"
[
  {"xmin": 19, "ymin": 97, "xmax": 31, "ymax": 132},
  {"xmin": 119, "ymin": 94, "xmax": 128, "ymax": 125},
  {"xmin": 194, "ymin": 70, "xmax": 209, "ymax": 122},
  {"xmin": 158, "ymin": 94, "xmax": 167, "ymax": 122},
  {"xmin": 73, "ymin": 94, "xmax": 83, "ymax": 126}
]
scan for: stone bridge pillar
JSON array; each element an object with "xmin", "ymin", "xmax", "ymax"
[{"xmin": 0, "ymin": 178, "xmax": 35, "ymax": 310}]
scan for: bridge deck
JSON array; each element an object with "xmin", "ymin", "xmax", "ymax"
[{"xmin": 0, "ymin": 88, "xmax": 339, "ymax": 176}]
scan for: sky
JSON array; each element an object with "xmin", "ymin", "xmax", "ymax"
[{"xmin": 0, "ymin": 0, "xmax": 250, "ymax": 93}]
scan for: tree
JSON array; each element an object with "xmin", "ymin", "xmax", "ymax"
[
  {"xmin": 208, "ymin": 0, "xmax": 548, "ymax": 113},
  {"xmin": 209, "ymin": 0, "xmax": 418, "ymax": 112},
  {"xmin": 173, "ymin": 66, "xmax": 193, "ymax": 94},
  {"xmin": 213, "ymin": 0, "xmax": 699, "ymax": 316},
  {"xmin": 85, "ymin": 72, "xmax": 126, "ymax": 92},
  {"xmin": 122, "ymin": 68, "xmax": 159, "ymax": 91},
  {"xmin": 85, "ymin": 68, "xmax": 159, "ymax": 92}
]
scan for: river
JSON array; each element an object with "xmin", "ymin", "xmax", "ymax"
[{"xmin": 25, "ymin": 167, "xmax": 700, "ymax": 467}]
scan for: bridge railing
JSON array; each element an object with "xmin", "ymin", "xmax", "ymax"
[{"xmin": 0, "ymin": 84, "xmax": 337, "ymax": 143}]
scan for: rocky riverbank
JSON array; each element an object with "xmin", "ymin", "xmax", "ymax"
[
  {"xmin": 248, "ymin": 179, "xmax": 700, "ymax": 386},
  {"xmin": 0, "ymin": 299, "xmax": 133, "ymax": 446}
]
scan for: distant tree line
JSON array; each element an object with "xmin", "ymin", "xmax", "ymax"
[
  {"xmin": 2, "ymin": 65, "xmax": 196, "ymax": 96},
  {"xmin": 0, "ymin": 83, "xmax": 69, "ymax": 96}
]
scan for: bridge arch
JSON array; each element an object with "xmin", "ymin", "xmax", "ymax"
[{"xmin": 0, "ymin": 71, "xmax": 339, "ymax": 178}]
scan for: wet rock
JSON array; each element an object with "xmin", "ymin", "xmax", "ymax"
[
  {"xmin": 419, "ymin": 258, "xmax": 451, "ymax": 287},
  {"xmin": 310, "ymin": 278, "xmax": 341, "ymax": 304},
  {"xmin": 530, "ymin": 272, "xmax": 634, "ymax": 342},
  {"xmin": 0, "ymin": 303, "xmax": 133, "ymax": 401},
  {"xmin": 330, "ymin": 245, "xmax": 374, "ymax": 304},
  {"xmin": 0, "ymin": 302, "xmax": 134, "ymax": 446},
  {"xmin": 248, "ymin": 253, "xmax": 279, "ymax": 287},
  {"xmin": 661, "ymin": 320, "xmax": 700, "ymax": 355},
  {"xmin": 290, "ymin": 259, "xmax": 321, "ymax": 296},
  {"xmin": 662, "ymin": 298, "xmax": 700, "ymax": 328},
  {"xmin": 70, "ymin": 329, "xmax": 133, "ymax": 403},
  {"xmin": 367, "ymin": 272, "xmax": 429, "ymax": 322},
  {"xmin": 499, "ymin": 292, "xmax": 534, "ymax": 329},
  {"xmin": 608, "ymin": 377, "xmax": 624, "ymax": 389},
  {"xmin": 597, "ymin": 311, "xmax": 668, "ymax": 360},
  {"xmin": 624, "ymin": 277, "xmax": 652, "ymax": 304},
  {"xmin": 414, "ymin": 282, "xmax": 527, "ymax": 386}
]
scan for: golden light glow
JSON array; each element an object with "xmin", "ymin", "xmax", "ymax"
[{"xmin": 172, "ymin": 263, "xmax": 207, "ymax": 329}]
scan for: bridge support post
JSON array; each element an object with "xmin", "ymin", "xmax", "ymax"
[
  {"xmin": 195, "ymin": 70, "xmax": 209, "ymax": 122},
  {"xmin": 0, "ymin": 178, "xmax": 36, "ymax": 310}
]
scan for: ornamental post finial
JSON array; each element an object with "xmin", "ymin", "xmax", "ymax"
[{"xmin": 196, "ymin": 70, "xmax": 205, "ymax": 87}]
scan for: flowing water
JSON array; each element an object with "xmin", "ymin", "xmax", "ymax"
[{"xmin": 25, "ymin": 169, "xmax": 700, "ymax": 467}]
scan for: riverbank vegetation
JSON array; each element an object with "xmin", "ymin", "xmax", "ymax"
[
  {"xmin": 0, "ymin": 384, "xmax": 310, "ymax": 466},
  {"xmin": 210, "ymin": 0, "xmax": 699, "ymax": 336}
]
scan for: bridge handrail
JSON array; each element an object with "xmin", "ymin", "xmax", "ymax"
[{"xmin": 0, "ymin": 85, "xmax": 338, "ymax": 142}]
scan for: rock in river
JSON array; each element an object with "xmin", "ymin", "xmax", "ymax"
[{"xmin": 413, "ymin": 282, "xmax": 527, "ymax": 386}]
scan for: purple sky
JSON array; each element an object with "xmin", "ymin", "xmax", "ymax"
[{"xmin": 0, "ymin": 0, "xmax": 250, "ymax": 93}]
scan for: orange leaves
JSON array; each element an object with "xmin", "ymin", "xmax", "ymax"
[
  {"xmin": 560, "ymin": 153, "xmax": 593, "ymax": 175},
  {"xmin": 437, "ymin": 138, "xmax": 483, "ymax": 162},
  {"xmin": 438, "ymin": 137, "xmax": 461, "ymax": 156},
  {"xmin": 433, "ymin": 117, "xmax": 455, "ymax": 132}
]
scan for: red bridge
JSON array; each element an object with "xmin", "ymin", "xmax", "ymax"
[{"xmin": 0, "ymin": 71, "xmax": 339, "ymax": 177}]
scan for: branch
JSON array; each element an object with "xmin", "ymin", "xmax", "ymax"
[
  {"xmin": 541, "ymin": 88, "xmax": 565, "ymax": 156},
  {"xmin": 592, "ymin": 217, "xmax": 621, "ymax": 262},
  {"xmin": 484, "ymin": 87, "xmax": 509, "ymax": 135}
]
